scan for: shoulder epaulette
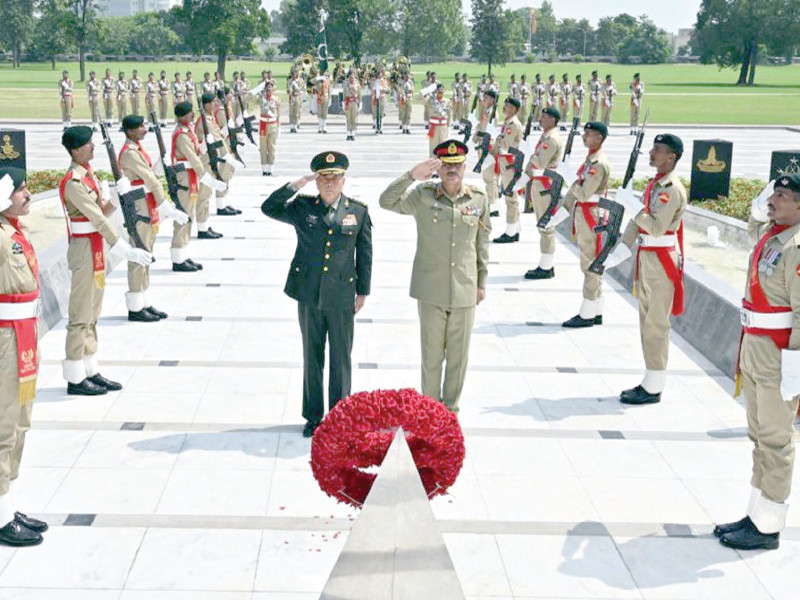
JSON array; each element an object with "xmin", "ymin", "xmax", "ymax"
[
  {"xmin": 347, "ymin": 197, "xmax": 367, "ymax": 208},
  {"xmin": 421, "ymin": 181, "xmax": 438, "ymax": 190},
  {"xmin": 468, "ymin": 184, "xmax": 486, "ymax": 195},
  {"xmin": 663, "ymin": 181, "xmax": 673, "ymax": 188}
]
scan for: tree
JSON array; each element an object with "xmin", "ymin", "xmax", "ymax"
[
  {"xmin": 399, "ymin": 0, "xmax": 465, "ymax": 60},
  {"xmin": 0, "ymin": 0, "xmax": 35, "ymax": 67},
  {"xmin": 270, "ymin": 9, "xmax": 284, "ymax": 35},
  {"xmin": 616, "ymin": 16, "xmax": 671, "ymax": 63},
  {"xmin": 64, "ymin": 0, "xmax": 97, "ymax": 81},
  {"xmin": 529, "ymin": 1, "xmax": 556, "ymax": 55},
  {"xmin": 471, "ymin": 1, "xmax": 526, "ymax": 72},
  {"xmin": 279, "ymin": 0, "xmax": 324, "ymax": 56},
  {"xmin": 325, "ymin": 0, "xmax": 401, "ymax": 62},
  {"xmin": 180, "ymin": 0, "xmax": 270, "ymax": 77},
  {"xmin": 30, "ymin": 0, "xmax": 73, "ymax": 69},
  {"xmin": 128, "ymin": 13, "xmax": 181, "ymax": 56}
]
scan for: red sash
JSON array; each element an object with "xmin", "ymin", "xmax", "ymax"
[
  {"xmin": 58, "ymin": 167, "xmax": 106, "ymax": 289},
  {"xmin": 0, "ymin": 219, "xmax": 40, "ymax": 403},
  {"xmin": 171, "ymin": 126, "xmax": 199, "ymax": 196},
  {"xmin": 572, "ymin": 155, "xmax": 605, "ymax": 255},
  {"xmin": 427, "ymin": 116, "xmax": 447, "ymax": 139}
]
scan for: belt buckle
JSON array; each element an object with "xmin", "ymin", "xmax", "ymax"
[
  {"xmin": 740, "ymin": 308, "xmax": 751, "ymax": 327},
  {"xmin": 637, "ymin": 234, "xmax": 645, "ymax": 246}
]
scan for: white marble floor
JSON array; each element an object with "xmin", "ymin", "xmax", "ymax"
[{"xmin": 5, "ymin": 133, "xmax": 800, "ymax": 599}]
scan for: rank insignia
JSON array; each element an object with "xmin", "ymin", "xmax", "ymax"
[
  {"xmin": 342, "ymin": 213, "xmax": 358, "ymax": 227},
  {"xmin": 11, "ymin": 241, "xmax": 23, "ymax": 254},
  {"xmin": 588, "ymin": 168, "xmax": 597, "ymax": 176},
  {"xmin": 461, "ymin": 206, "xmax": 482, "ymax": 216},
  {"xmin": 306, "ymin": 214, "xmax": 319, "ymax": 225},
  {"xmin": 542, "ymin": 143, "xmax": 548, "ymax": 149},
  {"xmin": 658, "ymin": 192, "xmax": 670, "ymax": 203}
]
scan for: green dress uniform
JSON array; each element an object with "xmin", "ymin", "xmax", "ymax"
[
  {"xmin": 379, "ymin": 141, "xmax": 490, "ymax": 412},
  {"xmin": 261, "ymin": 152, "xmax": 372, "ymax": 429}
]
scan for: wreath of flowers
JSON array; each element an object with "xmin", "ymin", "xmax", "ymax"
[{"xmin": 310, "ymin": 388, "xmax": 466, "ymax": 508}]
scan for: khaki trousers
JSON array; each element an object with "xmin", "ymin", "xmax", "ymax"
[
  {"xmin": 66, "ymin": 238, "xmax": 104, "ymax": 360},
  {"xmin": 318, "ymin": 98, "xmax": 329, "ymax": 119},
  {"xmin": 398, "ymin": 102, "xmax": 411, "ymax": 126},
  {"xmin": 88, "ymin": 98, "xmax": 100, "ymax": 124},
  {"xmin": 172, "ymin": 187, "xmax": 197, "ymax": 249},
  {"xmin": 532, "ymin": 103, "xmax": 542, "ymax": 124},
  {"xmin": 0, "ymin": 329, "xmax": 35, "ymax": 495},
  {"xmin": 260, "ymin": 125, "xmax": 278, "ymax": 164},
  {"xmin": 145, "ymin": 96, "xmax": 156, "ymax": 116},
  {"xmin": 499, "ymin": 162, "xmax": 517, "ymax": 224},
  {"xmin": 574, "ymin": 206, "xmax": 603, "ymax": 301},
  {"xmin": 740, "ymin": 334, "xmax": 800, "ymax": 503},
  {"xmin": 131, "ymin": 93, "xmax": 140, "ymax": 115},
  {"xmin": 602, "ymin": 105, "xmax": 613, "ymax": 126},
  {"xmin": 481, "ymin": 160, "xmax": 499, "ymax": 206},
  {"xmin": 531, "ymin": 180, "xmax": 556, "ymax": 254},
  {"xmin": 637, "ymin": 252, "xmax": 677, "ymax": 370},
  {"xmin": 159, "ymin": 95, "xmax": 168, "ymax": 121},
  {"xmin": 428, "ymin": 122, "xmax": 448, "ymax": 157},
  {"xmin": 290, "ymin": 98, "xmax": 301, "ymax": 126},
  {"xmin": 372, "ymin": 98, "xmax": 385, "ymax": 126},
  {"xmin": 61, "ymin": 98, "xmax": 72, "ymax": 123},
  {"xmin": 103, "ymin": 97, "xmax": 113, "ymax": 120},
  {"xmin": 589, "ymin": 99, "xmax": 599, "ymax": 121},
  {"xmin": 418, "ymin": 301, "xmax": 475, "ymax": 413},
  {"xmin": 345, "ymin": 103, "xmax": 359, "ymax": 131},
  {"xmin": 518, "ymin": 103, "xmax": 528, "ymax": 129},
  {"xmin": 128, "ymin": 222, "xmax": 156, "ymax": 293},
  {"xmin": 117, "ymin": 97, "xmax": 127, "ymax": 123},
  {"xmin": 630, "ymin": 103, "xmax": 641, "ymax": 127}
]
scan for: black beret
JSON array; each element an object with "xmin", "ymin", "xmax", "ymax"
[
  {"xmin": 591, "ymin": 70, "xmax": 598, "ymax": 75},
  {"xmin": 775, "ymin": 174, "xmax": 800, "ymax": 194},
  {"xmin": 548, "ymin": 74, "xmax": 555, "ymax": 79},
  {"xmin": 505, "ymin": 96, "xmax": 521, "ymax": 109},
  {"xmin": 434, "ymin": 139, "xmax": 469, "ymax": 164},
  {"xmin": 122, "ymin": 114, "xmax": 144, "ymax": 131},
  {"xmin": 654, "ymin": 133, "xmax": 683, "ymax": 157},
  {"xmin": 175, "ymin": 101, "xmax": 193, "ymax": 117},
  {"xmin": 535, "ymin": 73, "xmax": 540, "ymax": 78},
  {"xmin": 0, "ymin": 167, "xmax": 26, "ymax": 192},
  {"xmin": 634, "ymin": 72, "xmax": 640, "ymax": 78},
  {"xmin": 201, "ymin": 93, "xmax": 215, "ymax": 105},
  {"xmin": 585, "ymin": 121, "xmax": 608, "ymax": 138},
  {"xmin": 542, "ymin": 107, "xmax": 561, "ymax": 121},
  {"xmin": 485, "ymin": 89, "xmax": 498, "ymax": 99},
  {"xmin": 436, "ymin": 83, "xmax": 445, "ymax": 90},
  {"xmin": 311, "ymin": 151, "xmax": 349, "ymax": 175},
  {"xmin": 562, "ymin": 73, "xmax": 568, "ymax": 79},
  {"xmin": 606, "ymin": 74, "xmax": 612, "ymax": 79},
  {"xmin": 61, "ymin": 125, "xmax": 93, "ymax": 151}
]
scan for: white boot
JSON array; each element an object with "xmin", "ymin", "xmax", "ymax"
[
  {"xmin": 578, "ymin": 298, "xmax": 597, "ymax": 319},
  {"xmin": 266, "ymin": 163, "xmax": 273, "ymax": 175},
  {"xmin": 170, "ymin": 246, "xmax": 187, "ymax": 265},
  {"xmin": 322, "ymin": 119, "xmax": 327, "ymax": 132},
  {"xmin": 125, "ymin": 291, "xmax": 146, "ymax": 313},
  {"xmin": 84, "ymin": 354, "xmax": 99, "ymax": 378},
  {"xmin": 262, "ymin": 163, "xmax": 269, "ymax": 175},
  {"xmin": 750, "ymin": 494, "xmax": 788, "ymax": 534},
  {"xmin": 62, "ymin": 359, "xmax": 86, "ymax": 384},
  {"xmin": 538, "ymin": 253, "xmax": 555, "ymax": 270},
  {"xmin": 640, "ymin": 369, "xmax": 666, "ymax": 394},
  {"xmin": 505, "ymin": 221, "xmax": 521, "ymax": 237}
]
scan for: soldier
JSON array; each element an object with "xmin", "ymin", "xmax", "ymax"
[
  {"xmin": 343, "ymin": 71, "xmax": 361, "ymax": 141},
  {"xmin": 59, "ymin": 70, "xmax": 73, "ymax": 130},
  {"xmin": 145, "ymin": 73, "xmax": 158, "ymax": 119},
  {"xmin": 115, "ymin": 72, "xmax": 128, "ymax": 130},
  {"xmin": 462, "ymin": 74, "xmax": 473, "ymax": 123},
  {"xmin": 261, "ymin": 151, "xmax": 372, "ymax": 437},
  {"xmin": 172, "ymin": 72, "xmax": 186, "ymax": 108},
  {"xmin": 427, "ymin": 83, "xmax": 451, "ymax": 158},
  {"xmin": 630, "ymin": 72, "xmax": 645, "ymax": 134},
  {"xmin": 544, "ymin": 122, "xmax": 611, "ymax": 327},
  {"xmin": 213, "ymin": 71, "xmax": 225, "ymax": 93},
  {"xmin": 518, "ymin": 74, "xmax": 530, "ymax": 128},
  {"xmin": 288, "ymin": 71, "xmax": 304, "ymax": 133},
  {"xmin": 231, "ymin": 72, "xmax": 242, "ymax": 118},
  {"xmin": 86, "ymin": 71, "xmax": 101, "ymax": 131},
  {"xmin": 101, "ymin": 69, "xmax": 114, "ymax": 126},
  {"xmin": 371, "ymin": 69, "xmax": 389, "ymax": 134},
  {"xmin": 129, "ymin": 70, "xmax": 142, "ymax": 116},
  {"xmin": 547, "ymin": 74, "xmax": 559, "ymax": 110},
  {"xmin": 559, "ymin": 74, "xmax": 571, "ymax": 131},
  {"xmin": 379, "ymin": 140, "xmax": 490, "ymax": 412},
  {"xmin": 194, "ymin": 93, "xmax": 232, "ymax": 237},
  {"xmin": 118, "ymin": 115, "xmax": 189, "ymax": 321},
  {"xmin": 708, "ymin": 174, "xmax": 800, "ymax": 551},
  {"xmin": 524, "ymin": 107, "xmax": 564, "ymax": 279},
  {"xmin": 531, "ymin": 73, "xmax": 544, "ymax": 131},
  {"xmin": 315, "ymin": 71, "xmax": 331, "ymax": 134},
  {"xmin": 256, "ymin": 80, "xmax": 280, "ymax": 176},
  {"xmin": 157, "ymin": 71, "xmax": 170, "ymax": 127},
  {"xmin": 185, "ymin": 71, "xmax": 196, "ymax": 103},
  {"xmin": 589, "ymin": 70, "xmax": 601, "ymax": 121},
  {"xmin": 473, "ymin": 89, "xmax": 498, "ymax": 216},
  {"xmin": 398, "ymin": 73, "xmax": 414, "ymax": 135},
  {"xmin": 0, "ymin": 165, "xmax": 51, "ymax": 547},
  {"xmin": 605, "ymin": 134, "xmax": 687, "ymax": 403},
  {"xmin": 573, "ymin": 74, "xmax": 585, "ymax": 123},
  {"xmin": 508, "ymin": 73, "xmax": 519, "ymax": 100},
  {"xmin": 491, "ymin": 97, "xmax": 524, "ymax": 244},
  {"xmin": 59, "ymin": 126, "xmax": 153, "ymax": 394},
  {"xmin": 488, "ymin": 73, "xmax": 498, "ymax": 94},
  {"xmin": 602, "ymin": 74, "xmax": 616, "ymax": 126},
  {"xmin": 201, "ymin": 72, "xmax": 214, "ymax": 95}
]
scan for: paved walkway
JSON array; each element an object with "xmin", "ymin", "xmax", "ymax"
[{"xmin": 4, "ymin": 124, "xmax": 800, "ymax": 599}]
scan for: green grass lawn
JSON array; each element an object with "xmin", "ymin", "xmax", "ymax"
[{"xmin": 2, "ymin": 60, "xmax": 799, "ymax": 123}]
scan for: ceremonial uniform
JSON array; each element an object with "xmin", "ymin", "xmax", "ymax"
[
  {"xmin": 115, "ymin": 77, "xmax": 128, "ymax": 124},
  {"xmin": 316, "ymin": 74, "xmax": 331, "ymax": 132},
  {"xmin": 129, "ymin": 76, "xmax": 142, "ymax": 115},
  {"xmin": 371, "ymin": 76, "xmax": 388, "ymax": 133},
  {"xmin": 518, "ymin": 79, "xmax": 530, "ymax": 128},
  {"xmin": 589, "ymin": 75, "xmax": 601, "ymax": 121},
  {"xmin": 145, "ymin": 78, "xmax": 158, "ymax": 118},
  {"xmin": 559, "ymin": 77, "xmax": 571, "ymax": 125},
  {"xmin": 59, "ymin": 76, "xmax": 73, "ymax": 128},
  {"xmin": 343, "ymin": 78, "xmax": 361, "ymax": 139},
  {"xmin": 427, "ymin": 92, "xmax": 451, "ymax": 157},
  {"xmin": 194, "ymin": 104, "xmax": 234, "ymax": 232},
  {"xmin": 170, "ymin": 107, "xmax": 206, "ymax": 265},
  {"xmin": 261, "ymin": 152, "xmax": 372, "ymax": 433},
  {"xmin": 602, "ymin": 79, "xmax": 617, "ymax": 126},
  {"xmin": 527, "ymin": 123, "xmax": 563, "ymax": 263},
  {"xmin": 379, "ymin": 141, "xmax": 490, "ymax": 411},
  {"xmin": 462, "ymin": 79, "xmax": 473, "ymax": 123},
  {"xmin": 572, "ymin": 79, "xmax": 585, "ymax": 123},
  {"xmin": 630, "ymin": 76, "xmax": 645, "ymax": 131},
  {"xmin": 547, "ymin": 79, "xmax": 559, "ymax": 109},
  {"xmin": 492, "ymin": 109, "xmax": 524, "ymax": 238},
  {"xmin": 451, "ymin": 77, "xmax": 462, "ymax": 122},
  {"xmin": 257, "ymin": 90, "xmax": 280, "ymax": 175},
  {"xmin": 102, "ymin": 75, "xmax": 114, "ymax": 124},
  {"xmin": 185, "ymin": 77, "xmax": 196, "ymax": 102},
  {"xmin": 288, "ymin": 76, "xmax": 304, "ymax": 133},
  {"xmin": 201, "ymin": 78, "xmax": 214, "ymax": 95},
  {"xmin": 86, "ymin": 76, "xmax": 100, "ymax": 127},
  {"xmin": 172, "ymin": 78, "xmax": 187, "ymax": 107},
  {"xmin": 532, "ymin": 78, "xmax": 545, "ymax": 128},
  {"xmin": 158, "ymin": 76, "xmax": 170, "ymax": 125}
]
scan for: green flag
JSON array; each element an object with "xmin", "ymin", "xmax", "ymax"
[{"xmin": 317, "ymin": 25, "xmax": 329, "ymax": 74}]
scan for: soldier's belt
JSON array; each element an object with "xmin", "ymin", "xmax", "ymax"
[
  {"xmin": 260, "ymin": 117, "xmax": 278, "ymax": 125},
  {"xmin": 430, "ymin": 117, "xmax": 448, "ymax": 125},
  {"xmin": 70, "ymin": 220, "xmax": 98, "ymax": 234},
  {"xmin": 174, "ymin": 159, "xmax": 197, "ymax": 171},
  {"xmin": 740, "ymin": 308, "xmax": 793, "ymax": 329},
  {"xmin": 576, "ymin": 195, "xmax": 601, "ymax": 206},
  {"xmin": 0, "ymin": 299, "xmax": 39, "ymax": 320},
  {"xmin": 637, "ymin": 234, "xmax": 676, "ymax": 248}
]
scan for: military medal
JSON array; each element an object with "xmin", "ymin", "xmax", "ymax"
[{"xmin": 342, "ymin": 213, "xmax": 358, "ymax": 227}]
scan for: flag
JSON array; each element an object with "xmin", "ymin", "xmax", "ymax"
[
  {"xmin": 317, "ymin": 23, "xmax": 329, "ymax": 74},
  {"xmin": 530, "ymin": 9, "xmax": 537, "ymax": 34}
]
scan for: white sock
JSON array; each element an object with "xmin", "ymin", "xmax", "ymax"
[
  {"xmin": 197, "ymin": 221, "xmax": 208, "ymax": 232},
  {"xmin": 261, "ymin": 163, "xmax": 268, "ymax": 174},
  {"xmin": 0, "ymin": 494, "xmax": 13, "ymax": 527},
  {"xmin": 578, "ymin": 299, "xmax": 597, "ymax": 319},
  {"xmin": 747, "ymin": 486, "xmax": 761, "ymax": 517},
  {"xmin": 640, "ymin": 369, "xmax": 666, "ymax": 394},
  {"xmin": 125, "ymin": 291, "xmax": 145, "ymax": 312},
  {"xmin": 62, "ymin": 359, "xmax": 86, "ymax": 384},
  {"xmin": 84, "ymin": 354, "xmax": 99, "ymax": 377},
  {"xmin": 539, "ymin": 253, "xmax": 555, "ymax": 270},
  {"xmin": 750, "ymin": 494, "xmax": 788, "ymax": 534},
  {"xmin": 505, "ymin": 221, "xmax": 520, "ymax": 236},
  {"xmin": 170, "ymin": 246, "xmax": 187, "ymax": 264}
]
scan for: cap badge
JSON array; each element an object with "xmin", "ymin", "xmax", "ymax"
[
  {"xmin": 782, "ymin": 178, "xmax": 789, "ymax": 186},
  {"xmin": 447, "ymin": 143, "xmax": 457, "ymax": 154},
  {"xmin": 326, "ymin": 153, "xmax": 335, "ymax": 164}
]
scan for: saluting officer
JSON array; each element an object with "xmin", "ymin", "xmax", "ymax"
[
  {"xmin": 261, "ymin": 151, "xmax": 373, "ymax": 437},
  {"xmin": 606, "ymin": 134, "xmax": 687, "ymax": 403},
  {"xmin": 0, "ymin": 166, "xmax": 51, "ymax": 547},
  {"xmin": 379, "ymin": 140, "xmax": 490, "ymax": 413},
  {"xmin": 59, "ymin": 126, "xmax": 153, "ymax": 395}
]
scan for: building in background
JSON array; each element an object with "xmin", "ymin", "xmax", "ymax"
[{"xmin": 97, "ymin": 0, "xmax": 182, "ymax": 17}]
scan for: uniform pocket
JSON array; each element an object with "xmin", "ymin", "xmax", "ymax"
[{"xmin": 461, "ymin": 215, "xmax": 479, "ymax": 226}]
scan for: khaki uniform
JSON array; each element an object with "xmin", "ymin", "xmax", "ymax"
[
  {"xmin": 371, "ymin": 77, "xmax": 388, "ymax": 128},
  {"xmin": 289, "ymin": 78, "xmax": 303, "ymax": 129},
  {"xmin": 116, "ymin": 78, "xmax": 128, "ymax": 123},
  {"xmin": 532, "ymin": 82, "xmax": 545, "ymax": 124},
  {"xmin": 173, "ymin": 80, "xmax": 187, "ymax": 108},
  {"xmin": 102, "ymin": 77, "xmax": 114, "ymax": 122},
  {"xmin": 527, "ymin": 128, "xmax": 563, "ymax": 254},
  {"xmin": 630, "ymin": 80, "xmax": 645, "ymax": 128},
  {"xmin": 379, "ymin": 174, "xmax": 491, "ymax": 411},
  {"xmin": 589, "ymin": 78, "xmax": 601, "ymax": 121},
  {"xmin": 343, "ymin": 80, "xmax": 361, "ymax": 133},
  {"xmin": 119, "ymin": 141, "xmax": 167, "ymax": 304},
  {"xmin": 737, "ymin": 218, "xmax": 800, "ymax": 507},
  {"xmin": 257, "ymin": 93, "xmax": 280, "ymax": 167},
  {"xmin": 481, "ymin": 115, "xmax": 522, "ymax": 215},
  {"xmin": 158, "ymin": 78, "xmax": 170, "ymax": 122},
  {"xmin": 201, "ymin": 80, "xmax": 214, "ymax": 95},
  {"xmin": 572, "ymin": 83, "xmax": 585, "ymax": 123},
  {"xmin": 145, "ymin": 80, "xmax": 157, "ymax": 116},
  {"xmin": 186, "ymin": 78, "xmax": 196, "ymax": 103},
  {"xmin": 398, "ymin": 80, "xmax": 414, "ymax": 128},
  {"xmin": 451, "ymin": 80, "xmax": 461, "ymax": 121},
  {"xmin": 518, "ymin": 82, "xmax": 530, "ymax": 127},
  {"xmin": 602, "ymin": 83, "xmax": 616, "ymax": 126},
  {"xmin": 59, "ymin": 78, "xmax": 74, "ymax": 125},
  {"xmin": 621, "ymin": 169, "xmax": 687, "ymax": 371},
  {"xmin": 0, "ymin": 215, "xmax": 39, "ymax": 496},
  {"xmin": 315, "ymin": 76, "xmax": 331, "ymax": 120},
  {"xmin": 61, "ymin": 162, "xmax": 120, "ymax": 361},
  {"xmin": 547, "ymin": 82, "xmax": 559, "ymax": 109},
  {"xmin": 171, "ymin": 123, "xmax": 204, "ymax": 256},
  {"xmin": 427, "ymin": 96, "xmax": 451, "ymax": 156},
  {"xmin": 560, "ymin": 81, "xmax": 571, "ymax": 123},
  {"xmin": 195, "ymin": 111, "xmax": 234, "ymax": 222},
  {"xmin": 462, "ymin": 81, "xmax": 473, "ymax": 121},
  {"xmin": 87, "ymin": 78, "xmax": 100, "ymax": 125},
  {"xmin": 562, "ymin": 149, "xmax": 610, "ymax": 302},
  {"xmin": 129, "ymin": 77, "xmax": 142, "ymax": 115}
]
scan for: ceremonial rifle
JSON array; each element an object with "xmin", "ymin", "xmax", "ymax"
[
  {"xmin": 471, "ymin": 91, "xmax": 479, "ymax": 114},
  {"xmin": 535, "ymin": 169, "xmax": 566, "ymax": 229},
  {"xmin": 472, "ymin": 131, "xmax": 491, "ymax": 173},
  {"xmin": 235, "ymin": 92, "xmax": 257, "ymax": 145},
  {"xmin": 217, "ymin": 89, "xmax": 246, "ymax": 167},
  {"xmin": 194, "ymin": 86, "xmax": 225, "ymax": 181},
  {"xmin": 523, "ymin": 101, "xmax": 535, "ymax": 140},
  {"xmin": 623, "ymin": 109, "xmax": 649, "ymax": 188},
  {"xmin": 587, "ymin": 197, "xmax": 626, "ymax": 275},
  {"xmin": 459, "ymin": 117, "xmax": 473, "ymax": 145},
  {"xmin": 501, "ymin": 147, "xmax": 526, "ymax": 196},
  {"xmin": 98, "ymin": 121, "xmax": 151, "ymax": 252},
  {"xmin": 562, "ymin": 116, "xmax": 581, "ymax": 162},
  {"xmin": 149, "ymin": 110, "xmax": 188, "ymax": 217}
]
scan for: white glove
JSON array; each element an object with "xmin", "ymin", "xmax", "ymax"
[
  {"xmin": 109, "ymin": 238, "xmax": 154, "ymax": 265},
  {"xmin": 212, "ymin": 178, "xmax": 228, "ymax": 192},
  {"xmin": 751, "ymin": 180, "xmax": 774, "ymax": 223},
  {"xmin": 158, "ymin": 202, "xmax": 189, "ymax": 226},
  {"xmin": 227, "ymin": 118, "xmax": 236, "ymax": 129},
  {"xmin": 116, "ymin": 176, "xmax": 131, "ymax": 196},
  {"xmin": 100, "ymin": 180, "xmax": 111, "ymax": 202},
  {"xmin": 780, "ymin": 350, "xmax": 800, "ymax": 401},
  {"xmin": 199, "ymin": 172, "xmax": 216, "ymax": 189},
  {"xmin": 541, "ymin": 206, "xmax": 570, "ymax": 231},
  {"xmin": 205, "ymin": 133, "xmax": 214, "ymax": 145},
  {"xmin": 604, "ymin": 242, "xmax": 633, "ymax": 269}
]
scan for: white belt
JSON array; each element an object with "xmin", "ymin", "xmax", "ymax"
[
  {"xmin": 0, "ymin": 300, "xmax": 39, "ymax": 320},
  {"xmin": 638, "ymin": 234, "xmax": 676, "ymax": 248},
  {"xmin": 531, "ymin": 168, "xmax": 545, "ymax": 177},
  {"xmin": 430, "ymin": 117, "xmax": 447, "ymax": 125},
  {"xmin": 577, "ymin": 194, "xmax": 601, "ymax": 206},
  {"xmin": 260, "ymin": 118, "xmax": 278, "ymax": 125},
  {"xmin": 70, "ymin": 221, "xmax": 98, "ymax": 234},
  {"xmin": 740, "ymin": 308, "xmax": 793, "ymax": 329}
]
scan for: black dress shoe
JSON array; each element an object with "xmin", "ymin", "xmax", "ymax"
[
  {"xmin": 229, "ymin": 206, "xmax": 242, "ymax": 214},
  {"xmin": 594, "ymin": 315, "xmax": 603, "ymax": 325},
  {"xmin": 89, "ymin": 373, "xmax": 122, "ymax": 391},
  {"xmin": 493, "ymin": 233, "xmax": 520, "ymax": 244},
  {"xmin": 489, "ymin": 210, "xmax": 500, "ymax": 217},
  {"xmin": 146, "ymin": 306, "xmax": 168, "ymax": 319},
  {"xmin": 186, "ymin": 258, "xmax": 203, "ymax": 270},
  {"xmin": 302, "ymin": 420, "xmax": 320, "ymax": 438},
  {"xmin": 67, "ymin": 378, "xmax": 107, "ymax": 396},
  {"xmin": 523, "ymin": 206, "xmax": 534, "ymax": 213},
  {"xmin": 619, "ymin": 385, "xmax": 640, "ymax": 400},
  {"xmin": 714, "ymin": 515, "xmax": 752, "ymax": 538},
  {"xmin": 14, "ymin": 512, "xmax": 48, "ymax": 534},
  {"xmin": 216, "ymin": 206, "xmax": 238, "ymax": 216},
  {"xmin": 562, "ymin": 314, "xmax": 595, "ymax": 328},
  {"xmin": 0, "ymin": 521, "xmax": 43, "ymax": 547},
  {"xmin": 207, "ymin": 228, "xmax": 223, "ymax": 238},
  {"xmin": 172, "ymin": 261, "xmax": 198, "ymax": 272},
  {"xmin": 128, "ymin": 309, "xmax": 160, "ymax": 323},
  {"xmin": 524, "ymin": 267, "xmax": 554, "ymax": 280},
  {"xmin": 620, "ymin": 386, "xmax": 661, "ymax": 405},
  {"xmin": 262, "ymin": 172, "xmax": 271, "ymax": 177},
  {"xmin": 720, "ymin": 518, "xmax": 779, "ymax": 550}
]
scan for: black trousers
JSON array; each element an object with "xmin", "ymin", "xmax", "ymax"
[{"xmin": 297, "ymin": 302, "xmax": 354, "ymax": 423}]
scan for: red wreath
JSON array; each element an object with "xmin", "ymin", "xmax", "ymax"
[{"xmin": 310, "ymin": 388, "xmax": 465, "ymax": 507}]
